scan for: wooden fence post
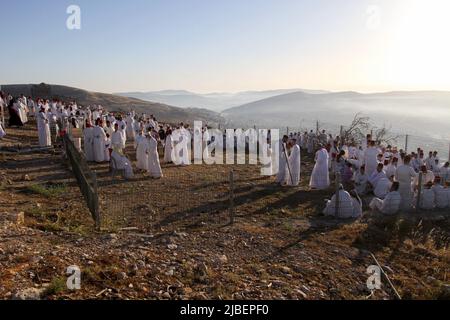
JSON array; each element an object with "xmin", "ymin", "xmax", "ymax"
[
  {"xmin": 416, "ymin": 172, "xmax": 423, "ymax": 212},
  {"xmin": 229, "ymin": 169, "xmax": 235, "ymax": 225},
  {"xmin": 93, "ymin": 172, "xmax": 101, "ymax": 231}
]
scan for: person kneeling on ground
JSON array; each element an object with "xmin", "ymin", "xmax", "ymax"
[
  {"xmin": 111, "ymin": 149, "xmax": 134, "ymax": 179},
  {"xmin": 432, "ymin": 177, "xmax": 449, "ymax": 209},
  {"xmin": 415, "ymin": 181, "xmax": 435, "ymax": 210},
  {"xmin": 323, "ymin": 184, "xmax": 358, "ymax": 219},
  {"xmin": 369, "ymin": 181, "xmax": 402, "ymax": 215}
]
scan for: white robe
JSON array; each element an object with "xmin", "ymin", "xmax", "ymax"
[
  {"xmin": 145, "ymin": 136, "xmax": 163, "ymax": 178},
  {"xmin": 83, "ymin": 127, "xmax": 95, "ymax": 161},
  {"xmin": 104, "ymin": 138, "xmax": 111, "ymax": 162},
  {"xmin": 92, "ymin": 126, "xmax": 107, "ymax": 163},
  {"xmin": 395, "ymin": 165, "xmax": 417, "ymax": 211},
  {"xmin": 126, "ymin": 116, "xmax": 136, "ymax": 141},
  {"xmin": 354, "ymin": 171, "xmax": 368, "ymax": 195},
  {"xmin": 135, "ymin": 135, "xmax": 148, "ymax": 170},
  {"xmin": 373, "ymin": 177, "xmax": 391, "ymax": 199},
  {"xmin": 178, "ymin": 129, "xmax": 191, "ymax": 166},
  {"xmin": 364, "ymin": 147, "xmax": 380, "ymax": 177},
  {"xmin": 276, "ymin": 141, "xmax": 288, "ymax": 184},
  {"xmin": 164, "ymin": 134, "xmax": 174, "ymax": 163},
  {"xmin": 286, "ymin": 145, "xmax": 301, "ymax": 186},
  {"xmin": 369, "ymin": 191, "xmax": 402, "ymax": 215},
  {"xmin": 416, "ymin": 188, "xmax": 435, "ymax": 210},
  {"xmin": 432, "ymin": 185, "xmax": 448, "ymax": 209},
  {"xmin": 111, "ymin": 151, "xmax": 134, "ymax": 179},
  {"xmin": 323, "ymin": 190, "xmax": 355, "ymax": 218},
  {"xmin": 37, "ymin": 112, "xmax": 51, "ymax": 147},
  {"xmin": 111, "ymin": 131, "xmax": 125, "ymax": 152},
  {"xmin": 310, "ymin": 148, "xmax": 330, "ymax": 190}
]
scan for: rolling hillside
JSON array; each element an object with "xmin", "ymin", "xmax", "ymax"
[
  {"xmin": 116, "ymin": 89, "xmax": 328, "ymax": 112},
  {"xmin": 1, "ymin": 83, "xmax": 223, "ymax": 125}
]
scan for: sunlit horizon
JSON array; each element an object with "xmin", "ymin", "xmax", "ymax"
[{"xmin": 1, "ymin": 0, "xmax": 450, "ymax": 94}]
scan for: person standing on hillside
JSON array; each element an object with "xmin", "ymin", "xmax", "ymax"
[
  {"xmin": 111, "ymin": 123, "xmax": 125, "ymax": 153},
  {"xmin": 125, "ymin": 112, "xmax": 136, "ymax": 142},
  {"xmin": 83, "ymin": 120, "xmax": 95, "ymax": 161},
  {"xmin": 145, "ymin": 129, "xmax": 163, "ymax": 179},
  {"xmin": 286, "ymin": 139, "xmax": 301, "ymax": 186},
  {"xmin": 395, "ymin": 155, "xmax": 417, "ymax": 211},
  {"xmin": 364, "ymin": 140, "xmax": 380, "ymax": 177},
  {"xmin": 276, "ymin": 135, "xmax": 289, "ymax": 185},
  {"xmin": 135, "ymin": 129, "xmax": 148, "ymax": 171},
  {"xmin": 163, "ymin": 128, "xmax": 174, "ymax": 164},
  {"xmin": 310, "ymin": 145, "xmax": 330, "ymax": 190},
  {"xmin": 92, "ymin": 119, "xmax": 107, "ymax": 163},
  {"xmin": 37, "ymin": 106, "xmax": 51, "ymax": 147}
]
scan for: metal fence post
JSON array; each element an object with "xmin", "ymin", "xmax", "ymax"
[
  {"xmin": 335, "ymin": 172, "xmax": 340, "ymax": 218},
  {"xmin": 229, "ymin": 169, "xmax": 235, "ymax": 225},
  {"xmin": 416, "ymin": 172, "xmax": 423, "ymax": 212}
]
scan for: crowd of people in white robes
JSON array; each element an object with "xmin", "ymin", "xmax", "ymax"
[
  {"xmin": 2, "ymin": 91, "xmax": 450, "ymax": 217},
  {"xmin": 295, "ymin": 130, "xmax": 450, "ymax": 218}
]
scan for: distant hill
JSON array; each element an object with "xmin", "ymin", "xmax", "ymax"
[
  {"xmin": 115, "ymin": 89, "xmax": 328, "ymax": 112},
  {"xmin": 1, "ymin": 83, "xmax": 223, "ymax": 125},
  {"xmin": 221, "ymin": 90, "xmax": 450, "ymax": 139}
]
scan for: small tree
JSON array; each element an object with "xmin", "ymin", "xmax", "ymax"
[
  {"xmin": 373, "ymin": 125, "xmax": 400, "ymax": 146},
  {"xmin": 341, "ymin": 113, "xmax": 371, "ymax": 144}
]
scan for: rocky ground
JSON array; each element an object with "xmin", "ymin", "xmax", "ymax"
[{"xmin": 0, "ymin": 120, "xmax": 449, "ymax": 300}]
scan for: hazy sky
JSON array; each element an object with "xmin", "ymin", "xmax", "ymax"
[{"xmin": 1, "ymin": 0, "xmax": 449, "ymax": 93}]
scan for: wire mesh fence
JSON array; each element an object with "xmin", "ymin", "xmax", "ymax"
[
  {"xmin": 62, "ymin": 134, "xmax": 100, "ymax": 228},
  {"xmin": 95, "ymin": 161, "xmax": 239, "ymax": 233}
]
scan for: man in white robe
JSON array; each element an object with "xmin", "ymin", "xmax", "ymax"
[
  {"xmin": 135, "ymin": 130, "xmax": 148, "ymax": 171},
  {"xmin": 145, "ymin": 130, "xmax": 163, "ymax": 178},
  {"xmin": 439, "ymin": 162, "xmax": 450, "ymax": 184},
  {"xmin": 385, "ymin": 158, "xmax": 398, "ymax": 180},
  {"xmin": 415, "ymin": 182, "xmax": 435, "ymax": 210},
  {"xmin": 369, "ymin": 182, "xmax": 402, "ymax": 215},
  {"xmin": 323, "ymin": 185, "xmax": 356, "ymax": 218},
  {"xmin": 111, "ymin": 123, "xmax": 125, "ymax": 153},
  {"xmin": 83, "ymin": 122, "xmax": 95, "ymax": 161},
  {"xmin": 395, "ymin": 155, "xmax": 417, "ymax": 211},
  {"xmin": 126, "ymin": 113, "xmax": 136, "ymax": 142},
  {"xmin": 414, "ymin": 165, "xmax": 435, "ymax": 189},
  {"xmin": 363, "ymin": 141, "xmax": 380, "ymax": 177},
  {"xmin": 432, "ymin": 178, "xmax": 448, "ymax": 209},
  {"xmin": 276, "ymin": 136, "xmax": 289, "ymax": 184},
  {"xmin": 178, "ymin": 126, "xmax": 191, "ymax": 166},
  {"xmin": 164, "ymin": 130, "xmax": 174, "ymax": 164},
  {"xmin": 354, "ymin": 166, "xmax": 368, "ymax": 195},
  {"xmin": 111, "ymin": 150, "xmax": 134, "ymax": 179},
  {"xmin": 104, "ymin": 134, "xmax": 111, "ymax": 162},
  {"xmin": 310, "ymin": 146, "xmax": 330, "ymax": 190},
  {"xmin": 37, "ymin": 108, "xmax": 51, "ymax": 147},
  {"xmin": 373, "ymin": 176, "xmax": 392, "ymax": 199},
  {"xmin": 368, "ymin": 163, "xmax": 387, "ymax": 190},
  {"xmin": 286, "ymin": 140, "xmax": 301, "ymax": 186},
  {"xmin": 92, "ymin": 121, "xmax": 107, "ymax": 163}
]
